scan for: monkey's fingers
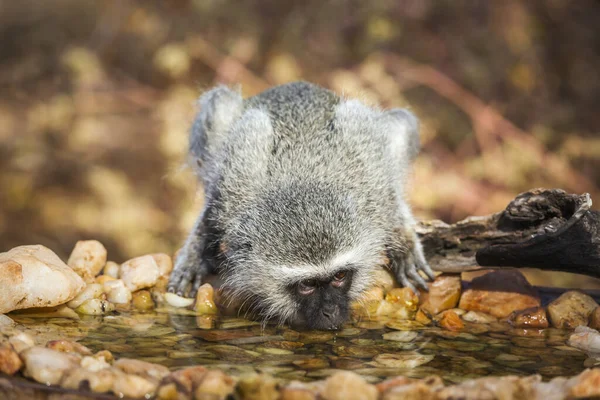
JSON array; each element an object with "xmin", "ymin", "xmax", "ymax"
[
  {"xmin": 189, "ymin": 274, "xmax": 204, "ymax": 298},
  {"xmin": 406, "ymin": 264, "xmax": 429, "ymax": 291},
  {"xmin": 167, "ymin": 267, "xmax": 195, "ymax": 297}
]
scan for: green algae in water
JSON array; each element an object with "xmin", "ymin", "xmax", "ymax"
[{"xmin": 6, "ymin": 311, "xmax": 588, "ymax": 384}]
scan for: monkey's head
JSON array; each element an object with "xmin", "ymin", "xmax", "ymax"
[{"xmin": 219, "ymin": 180, "xmax": 386, "ymax": 330}]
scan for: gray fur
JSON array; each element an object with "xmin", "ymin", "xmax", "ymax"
[{"xmin": 168, "ymin": 81, "xmax": 434, "ymax": 326}]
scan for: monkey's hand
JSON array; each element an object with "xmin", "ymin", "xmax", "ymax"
[
  {"xmin": 389, "ymin": 230, "xmax": 436, "ymax": 293},
  {"xmin": 167, "ymin": 247, "xmax": 209, "ymax": 298}
]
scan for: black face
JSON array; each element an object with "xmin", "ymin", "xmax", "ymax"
[{"xmin": 290, "ymin": 270, "xmax": 354, "ymax": 330}]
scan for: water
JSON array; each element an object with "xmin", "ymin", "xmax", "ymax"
[{"xmin": 7, "ymin": 305, "xmax": 587, "ymax": 385}]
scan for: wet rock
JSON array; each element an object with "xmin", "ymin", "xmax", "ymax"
[
  {"xmin": 67, "ymin": 240, "xmax": 107, "ymax": 283},
  {"xmin": 385, "ymin": 320, "xmax": 426, "ymax": 331},
  {"xmin": 151, "ymin": 253, "xmax": 173, "ymax": 292},
  {"xmin": 74, "ymin": 298, "xmax": 115, "ymax": 315},
  {"xmin": 120, "ymin": 255, "xmax": 160, "ymax": 292},
  {"xmin": 46, "ymin": 339, "xmax": 92, "ymax": 355},
  {"xmin": 0, "ymin": 245, "xmax": 85, "ymax": 313},
  {"xmin": 436, "ymin": 375, "xmax": 538, "ymax": 399},
  {"xmin": 415, "ymin": 309, "xmax": 432, "ymax": 325},
  {"xmin": 112, "ymin": 369, "xmax": 158, "ymax": 399},
  {"xmin": 0, "ymin": 343, "xmax": 22, "ymax": 375},
  {"xmin": 102, "ymin": 261, "xmax": 120, "ymax": 278},
  {"xmin": 373, "ymin": 352, "xmax": 434, "ymax": 368},
  {"xmin": 458, "ymin": 270, "xmax": 541, "ymax": 318},
  {"xmin": 165, "ymin": 292, "xmax": 195, "ymax": 308},
  {"xmin": 462, "ymin": 311, "xmax": 497, "ymax": 324},
  {"xmin": 382, "ymin": 330, "xmax": 418, "ymax": 342},
  {"xmin": 568, "ymin": 368, "xmax": 600, "ymax": 398},
  {"xmin": 321, "ymin": 371, "xmax": 378, "ymax": 400},
  {"xmin": 195, "ymin": 370, "xmax": 235, "ymax": 399},
  {"xmin": 547, "ymin": 291, "xmax": 599, "ymax": 329},
  {"xmin": 113, "ymin": 357, "xmax": 171, "ymax": 383},
  {"xmin": 419, "ymin": 274, "xmax": 461, "ymax": 315},
  {"xmin": 590, "ymin": 307, "xmax": 600, "ymax": 330},
  {"xmin": 567, "ymin": 326, "xmax": 600, "ymax": 357},
  {"xmin": 157, "ymin": 365, "xmax": 207, "ymax": 398},
  {"xmin": 293, "ymin": 358, "xmax": 330, "ymax": 370},
  {"xmin": 21, "ymin": 346, "xmax": 79, "ymax": 385},
  {"xmin": 11, "ymin": 304, "xmax": 80, "ymax": 319},
  {"xmin": 61, "ymin": 367, "xmax": 115, "ymax": 393},
  {"xmin": 376, "ymin": 288, "xmax": 419, "ymax": 320},
  {"xmin": 95, "ymin": 275, "xmax": 116, "ymax": 285},
  {"xmin": 280, "ymin": 387, "xmax": 318, "ymax": 400},
  {"xmin": 105, "ymin": 279, "xmax": 133, "ymax": 304},
  {"xmin": 81, "ymin": 355, "xmax": 111, "ymax": 371},
  {"xmin": 132, "ymin": 289, "xmax": 155, "ymax": 311},
  {"xmin": 377, "ymin": 376, "xmax": 444, "ymax": 400},
  {"xmin": 438, "ymin": 310, "xmax": 464, "ymax": 332},
  {"xmin": 0, "ymin": 314, "xmax": 14, "ymax": 327},
  {"xmin": 8, "ymin": 332, "xmax": 35, "ymax": 353},
  {"xmin": 195, "ymin": 283, "xmax": 218, "ymax": 315},
  {"xmin": 509, "ymin": 306, "xmax": 549, "ymax": 329},
  {"xmin": 236, "ymin": 373, "xmax": 280, "ymax": 400},
  {"xmin": 67, "ymin": 283, "xmax": 103, "ymax": 308}
]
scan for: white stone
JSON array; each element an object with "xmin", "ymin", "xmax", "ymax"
[
  {"xmin": 165, "ymin": 292, "xmax": 194, "ymax": 308},
  {"xmin": 568, "ymin": 326, "xmax": 600, "ymax": 357},
  {"xmin": 102, "ymin": 261, "xmax": 120, "ymax": 278},
  {"xmin": 21, "ymin": 346, "xmax": 79, "ymax": 386},
  {"xmin": 104, "ymin": 279, "xmax": 132, "ymax": 304},
  {"xmin": 67, "ymin": 240, "xmax": 107, "ymax": 283},
  {"xmin": 0, "ymin": 245, "xmax": 85, "ymax": 314},
  {"xmin": 0, "ymin": 314, "xmax": 15, "ymax": 327},
  {"xmin": 120, "ymin": 255, "xmax": 159, "ymax": 292},
  {"xmin": 67, "ymin": 283, "xmax": 103, "ymax": 309}
]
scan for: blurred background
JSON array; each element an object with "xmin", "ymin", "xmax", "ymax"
[{"xmin": 0, "ymin": 0, "xmax": 599, "ymax": 286}]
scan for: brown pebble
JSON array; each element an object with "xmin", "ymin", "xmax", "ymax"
[
  {"xmin": 46, "ymin": 340, "xmax": 93, "ymax": 356},
  {"xmin": 438, "ymin": 310, "xmax": 464, "ymax": 332},
  {"xmin": 508, "ymin": 306, "xmax": 549, "ymax": 329},
  {"xmin": 0, "ymin": 344, "xmax": 23, "ymax": 375},
  {"xmin": 588, "ymin": 306, "xmax": 600, "ymax": 330}
]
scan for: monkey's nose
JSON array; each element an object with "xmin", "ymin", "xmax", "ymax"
[{"xmin": 321, "ymin": 305, "xmax": 337, "ymax": 320}]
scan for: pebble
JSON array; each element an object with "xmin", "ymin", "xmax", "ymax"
[
  {"xmin": 458, "ymin": 270, "xmax": 541, "ymax": 318},
  {"xmin": 195, "ymin": 283, "xmax": 218, "ymax": 315},
  {"xmin": 373, "ymin": 352, "xmax": 435, "ymax": 368},
  {"xmin": 102, "ymin": 261, "xmax": 120, "ymax": 278},
  {"xmin": 567, "ymin": 326, "xmax": 600, "ymax": 358},
  {"xmin": 21, "ymin": 346, "xmax": 79, "ymax": 386},
  {"xmin": 321, "ymin": 371, "xmax": 378, "ymax": 400},
  {"xmin": 419, "ymin": 274, "xmax": 462, "ymax": 315},
  {"xmin": 120, "ymin": 255, "xmax": 159, "ymax": 292},
  {"xmin": 547, "ymin": 290, "xmax": 599, "ymax": 329},
  {"xmin": 67, "ymin": 240, "xmax": 107, "ymax": 283},
  {"xmin": 0, "ymin": 343, "xmax": 23, "ymax": 375},
  {"xmin": 67, "ymin": 283, "xmax": 103, "ymax": 308},
  {"xmin": 508, "ymin": 306, "xmax": 549, "ymax": 328},
  {"xmin": 0, "ymin": 245, "xmax": 85, "ymax": 313},
  {"xmin": 462, "ymin": 311, "xmax": 497, "ymax": 324},
  {"xmin": 382, "ymin": 330, "xmax": 418, "ymax": 342}
]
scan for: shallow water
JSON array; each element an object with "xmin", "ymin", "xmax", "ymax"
[{"xmin": 8, "ymin": 303, "xmax": 589, "ymax": 385}]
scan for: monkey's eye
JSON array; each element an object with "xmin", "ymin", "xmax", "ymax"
[
  {"xmin": 298, "ymin": 279, "xmax": 317, "ymax": 296},
  {"xmin": 333, "ymin": 271, "xmax": 346, "ymax": 281},
  {"xmin": 331, "ymin": 270, "xmax": 348, "ymax": 288}
]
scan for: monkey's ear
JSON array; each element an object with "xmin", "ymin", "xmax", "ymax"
[
  {"xmin": 381, "ymin": 108, "xmax": 421, "ymax": 162},
  {"xmin": 190, "ymin": 86, "xmax": 244, "ymax": 166}
]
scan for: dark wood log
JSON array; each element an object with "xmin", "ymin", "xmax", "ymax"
[{"xmin": 417, "ymin": 189, "xmax": 600, "ymax": 278}]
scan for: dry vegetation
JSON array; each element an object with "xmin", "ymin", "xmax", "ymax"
[{"xmin": 0, "ymin": 0, "xmax": 598, "ymax": 276}]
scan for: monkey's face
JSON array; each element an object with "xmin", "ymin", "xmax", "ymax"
[{"xmin": 287, "ymin": 270, "xmax": 354, "ymax": 330}]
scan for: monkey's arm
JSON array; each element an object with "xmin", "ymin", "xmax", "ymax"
[{"xmin": 168, "ymin": 213, "xmax": 213, "ymax": 297}]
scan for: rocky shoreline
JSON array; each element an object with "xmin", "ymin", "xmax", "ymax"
[{"xmin": 2, "ymin": 242, "xmax": 600, "ymax": 399}]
